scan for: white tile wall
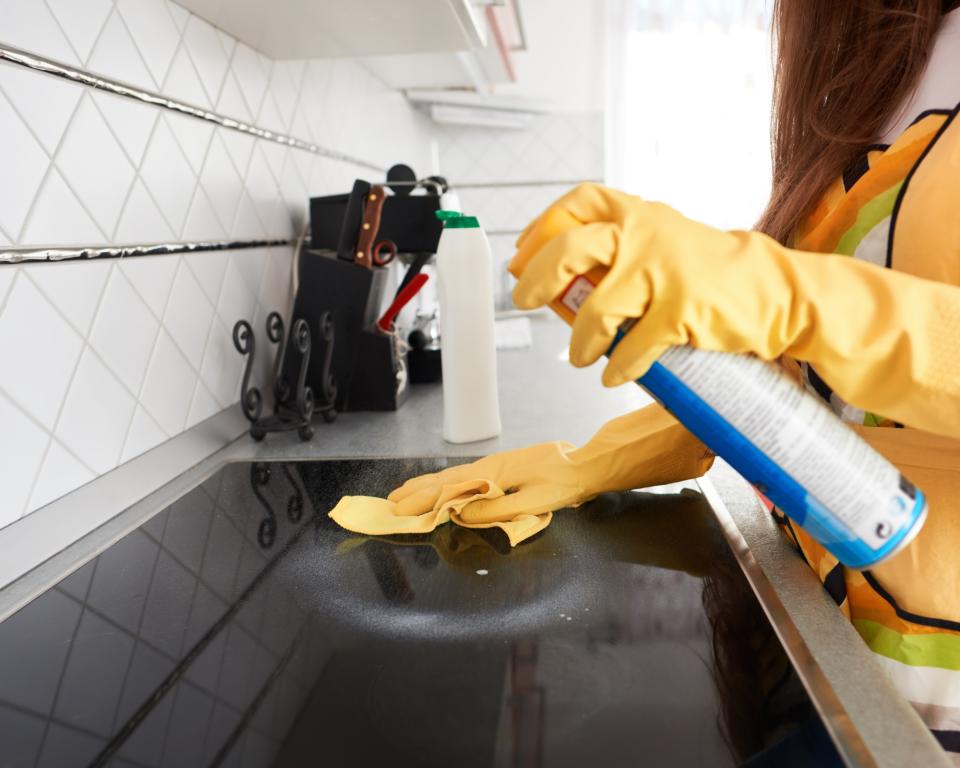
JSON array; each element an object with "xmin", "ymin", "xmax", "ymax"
[
  {"xmin": 436, "ymin": 112, "xmax": 605, "ymax": 186},
  {"xmin": 0, "ymin": 0, "xmax": 435, "ymax": 526},
  {"xmin": 435, "ymin": 111, "xmax": 605, "ymax": 306}
]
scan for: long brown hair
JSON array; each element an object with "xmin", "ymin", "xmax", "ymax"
[{"xmin": 757, "ymin": 0, "xmax": 957, "ymax": 244}]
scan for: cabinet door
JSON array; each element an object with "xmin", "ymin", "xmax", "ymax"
[{"xmin": 171, "ymin": 0, "xmax": 487, "ymax": 59}]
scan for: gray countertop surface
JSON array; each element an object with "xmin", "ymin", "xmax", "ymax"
[{"xmin": 243, "ymin": 313, "xmax": 652, "ymax": 462}]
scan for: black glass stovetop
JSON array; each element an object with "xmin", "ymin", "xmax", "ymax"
[{"xmin": 0, "ymin": 460, "xmax": 842, "ymax": 768}]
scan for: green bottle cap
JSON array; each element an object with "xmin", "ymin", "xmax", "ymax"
[{"xmin": 435, "ymin": 209, "xmax": 479, "ymax": 229}]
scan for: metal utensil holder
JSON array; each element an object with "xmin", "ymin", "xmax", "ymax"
[{"xmin": 233, "ymin": 311, "xmax": 337, "ymax": 442}]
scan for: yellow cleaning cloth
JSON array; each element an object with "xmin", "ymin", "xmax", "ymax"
[
  {"xmin": 328, "ymin": 405, "xmax": 714, "ymax": 546},
  {"xmin": 329, "ymin": 480, "xmax": 552, "ymax": 547}
]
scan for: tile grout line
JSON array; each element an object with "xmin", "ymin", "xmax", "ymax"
[
  {"xmin": 102, "ymin": 517, "xmax": 167, "ymax": 747},
  {"xmin": 249, "ymin": 48, "xmax": 273, "ymax": 125},
  {"xmin": 19, "ymin": 259, "xmax": 143, "ymax": 486},
  {"xmin": 124, "ymin": 114, "xmax": 189, "ymax": 241},
  {"xmin": 0, "ymin": 265, "xmax": 20, "ymax": 316},
  {"xmin": 158, "ymin": 264, "xmax": 217, "ymax": 382},
  {"xmin": 180, "ymin": 255, "xmax": 228, "ymax": 426},
  {"xmin": 18, "ymin": 93, "xmax": 119, "ymax": 245},
  {"xmin": 196, "ymin": 186, "xmax": 230, "ymax": 240},
  {"xmin": 154, "ymin": 488, "xmax": 222, "ymax": 765},
  {"xmin": 79, "ymin": 0, "xmax": 119, "ymax": 70},
  {"xmin": 38, "ymin": 0, "xmax": 86, "ymax": 68},
  {"xmin": 167, "ymin": 124, "xmax": 211, "ymax": 240},
  {"xmin": 196, "ymin": 246, "xmax": 238, "ymax": 411},
  {"xmin": 88, "ymin": 101, "xmax": 165, "ymax": 245},
  {"xmin": 22, "ymin": 262, "xmax": 150, "ymax": 407},
  {"xmin": 109, "ymin": 250, "xmax": 226, "ymax": 422},
  {"xmin": 232, "ymin": 145, "xmax": 271, "ymax": 239},
  {"xmin": 200, "ymin": 132, "xmax": 242, "ymax": 235},
  {"xmin": 0, "ymin": 88, "xmax": 93, "ymax": 246},
  {"xmin": 29, "ymin": 583, "xmax": 94, "ymax": 768},
  {"xmin": 18, "ymin": 263, "xmax": 116, "ymax": 517},
  {"xmin": 166, "ymin": 263, "xmax": 215, "ymax": 432},
  {"xmin": 54, "ymin": 588, "xmax": 177, "ymax": 676},
  {"xmin": 285, "ymin": 60, "xmax": 310, "ymax": 143},
  {"xmin": 230, "ymin": 47, "xmax": 270, "ymax": 128},
  {"xmin": 179, "ymin": 23, "xmax": 226, "ymax": 111},
  {"xmin": 0, "ymin": 688, "xmax": 119, "ymax": 745},
  {"xmin": 161, "ymin": 36, "xmax": 205, "ymax": 111},
  {"xmin": 0, "ymin": 78, "xmax": 61, "ymax": 167},
  {"xmin": 162, "ymin": 31, "xmax": 212, "ymax": 116},
  {"xmin": 215, "ymin": 40, "xmax": 246, "ymax": 123},
  {"xmin": 112, "ymin": 4, "xmax": 165, "ymax": 94},
  {"xmin": 115, "ymin": 251, "xmax": 190, "ymax": 459},
  {"xmin": 85, "ymin": 77, "xmax": 158, "ymax": 172},
  {"xmin": 155, "ymin": 0, "xmax": 187, "ymax": 89}
]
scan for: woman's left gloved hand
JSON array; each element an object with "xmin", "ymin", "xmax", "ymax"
[{"xmin": 511, "ymin": 183, "xmax": 960, "ymax": 438}]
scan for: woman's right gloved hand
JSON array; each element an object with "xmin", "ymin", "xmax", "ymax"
[
  {"xmin": 511, "ymin": 183, "xmax": 960, "ymax": 437},
  {"xmin": 377, "ymin": 403, "xmax": 714, "ymax": 544}
]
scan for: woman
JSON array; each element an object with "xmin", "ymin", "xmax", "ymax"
[{"xmin": 339, "ymin": 0, "xmax": 960, "ymax": 759}]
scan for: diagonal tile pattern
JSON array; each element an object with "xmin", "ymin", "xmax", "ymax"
[
  {"xmin": 88, "ymin": 265, "xmax": 159, "ymax": 392},
  {"xmin": 0, "ymin": 88, "xmax": 49, "ymax": 239},
  {"xmin": 45, "ymin": 0, "xmax": 113, "ymax": 64},
  {"xmin": 0, "ymin": 0, "xmax": 436, "ymax": 528},
  {"xmin": 55, "ymin": 94, "xmax": 137, "ymax": 237}
]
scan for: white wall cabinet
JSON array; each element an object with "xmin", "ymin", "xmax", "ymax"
[
  {"xmin": 360, "ymin": 2, "xmax": 518, "ymax": 89},
  {"xmin": 172, "ymin": 0, "xmax": 487, "ymax": 59}
]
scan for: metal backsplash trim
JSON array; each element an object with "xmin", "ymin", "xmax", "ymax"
[
  {"xmin": 454, "ymin": 178, "xmax": 602, "ymax": 189},
  {"xmin": 0, "ymin": 238, "xmax": 295, "ymax": 264},
  {"xmin": 0, "ymin": 43, "xmax": 385, "ymax": 173}
]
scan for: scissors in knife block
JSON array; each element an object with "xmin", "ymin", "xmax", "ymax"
[
  {"xmin": 355, "ymin": 185, "xmax": 398, "ymax": 269},
  {"xmin": 377, "ymin": 273, "xmax": 429, "ymax": 333}
]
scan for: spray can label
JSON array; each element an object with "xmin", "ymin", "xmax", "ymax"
[{"xmin": 642, "ymin": 348, "xmax": 926, "ymax": 568}]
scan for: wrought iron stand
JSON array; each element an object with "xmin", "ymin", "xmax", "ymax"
[{"xmin": 233, "ymin": 311, "xmax": 337, "ymax": 442}]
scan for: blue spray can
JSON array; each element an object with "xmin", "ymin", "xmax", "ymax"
[{"xmin": 541, "ymin": 271, "xmax": 927, "ymax": 570}]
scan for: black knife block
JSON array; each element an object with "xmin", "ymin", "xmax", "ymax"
[
  {"xmin": 283, "ymin": 250, "xmax": 388, "ymax": 412},
  {"xmin": 310, "ymin": 194, "xmax": 443, "ymax": 254},
  {"xmin": 349, "ymin": 329, "xmax": 410, "ymax": 411}
]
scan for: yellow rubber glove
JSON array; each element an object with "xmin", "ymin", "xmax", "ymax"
[
  {"xmin": 329, "ymin": 404, "xmax": 714, "ymax": 546},
  {"xmin": 511, "ymin": 183, "xmax": 960, "ymax": 438}
]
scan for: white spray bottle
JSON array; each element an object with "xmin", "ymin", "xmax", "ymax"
[{"xmin": 435, "ymin": 210, "xmax": 502, "ymax": 443}]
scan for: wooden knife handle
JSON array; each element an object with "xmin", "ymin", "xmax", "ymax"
[{"xmin": 355, "ymin": 185, "xmax": 387, "ymax": 269}]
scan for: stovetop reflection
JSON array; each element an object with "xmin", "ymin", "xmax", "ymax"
[{"xmin": 0, "ymin": 460, "xmax": 840, "ymax": 768}]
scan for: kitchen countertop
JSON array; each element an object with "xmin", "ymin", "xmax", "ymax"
[
  {"xmin": 245, "ymin": 313, "xmax": 654, "ymax": 461},
  {"xmin": 0, "ymin": 314, "xmax": 949, "ymax": 767}
]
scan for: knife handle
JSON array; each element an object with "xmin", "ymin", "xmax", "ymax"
[
  {"xmin": 355, "ymin": 185, "xmax": 387, "ymax": 269},
  {"xmin": 336, "ymin": 179, "xmax": 371, "ymax": 262}
]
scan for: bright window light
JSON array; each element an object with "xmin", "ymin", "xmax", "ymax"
[{"xmin": 608, "ymin": 1, "xmax": 774, "ymax": 230}]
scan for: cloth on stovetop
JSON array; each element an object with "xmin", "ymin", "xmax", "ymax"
[{"xmin": 329, "ymin": 479, "xmax": 553, "ymax": 547}]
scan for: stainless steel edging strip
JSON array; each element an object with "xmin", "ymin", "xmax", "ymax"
[
  {"xmin": 698, "ymin": 466, "xmax": 949, "ymax": 768},
  {"xmin": 0, "ymin": 237, "xmax": 295, "ymax": 264},
  {"xmin": 0, "ymin": 43, "xmax": 385, "ymax": 172}
]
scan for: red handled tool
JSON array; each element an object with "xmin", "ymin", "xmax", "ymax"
[{"xmin": 376, "ymin": 273, "xmax": 429, "ymax": 333}]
